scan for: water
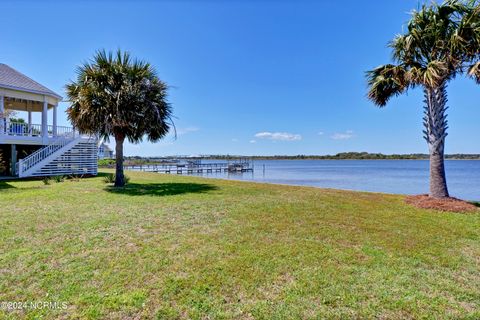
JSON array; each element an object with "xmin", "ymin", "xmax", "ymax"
[{"xmin": 194, "ymin": 160, "xmax": 480, "ymax": 201}]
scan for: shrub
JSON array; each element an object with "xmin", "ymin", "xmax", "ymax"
[
  {"xmin": 103, "ymin": 173, "xmax": 115, "ymax": 183},
  {"xmin": 103, "ymin": 173, "xmax": 130, "ymax": 185},
  {"xmin": 42, "ymin": 177, "xmax": 51, "ymax": 185},
  {"xmin": 67, "ymin": 175, "xmax": 82, "ymax": 182},
  {"xmin": 98, "ymin": 159, "xmax": 115, "ymax": 167},
  {"xmin": 53, "ymin": 175, "xmax": 65, "ymax": 183}
]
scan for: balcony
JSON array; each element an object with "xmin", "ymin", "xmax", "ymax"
[{"xmin": 0, "ymin": 119, "xmax": 74, "ymax": 145}]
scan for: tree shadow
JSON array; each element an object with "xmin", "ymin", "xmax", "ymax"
[
  {"xmin": 97, "ymin": 172, "xmax": 112, "ymax": 177},
  {"xmin": 105, "ymin": 182, "xmax": 218, "ymax": 197},
  {"xmin": 0, "ymin": 181, "xmax": 15, "ymax": 190}
]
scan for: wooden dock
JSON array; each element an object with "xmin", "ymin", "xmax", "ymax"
[{"xmin": 123, "ymin": 161, "xmax": 253, "ymax": 174}]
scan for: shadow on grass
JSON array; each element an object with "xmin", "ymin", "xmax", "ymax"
[
  {"xmin": 0, "ymin": 181, "xmax": 15, "ymax": 189},
  {"xmin": 105, "ymin": 182, "xmax": 218, "ymax": 197},
  {"xmin": 96, "ymin": 172, "xmax": 112, "ymax": 178}
]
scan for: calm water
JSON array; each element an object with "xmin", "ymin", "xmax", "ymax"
[{"xmin": 195, "ymin": 160, "xmax": 480, "ymax": 201}]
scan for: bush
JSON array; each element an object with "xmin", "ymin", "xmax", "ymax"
[
  {"xmin": 103, "ymin": 173, "xmax": 130, "ymax": 185},
  {"xmin": 53, "ymin": 175, "xmax": 65, "ymax": 183},
  {"xmin": 42, "ymin": 177, "xmax": 51, "ymax": 185},
  {"xmin": 67, "ymin": 175, "xmax": 82, "ymax": 182},
  {"xmin": 103, "ymin": 173, "xmax": 115, "ymax": 183},
  {"xmin": 98, "ymin": 159, "xmax": 115, "ymax": 167}
]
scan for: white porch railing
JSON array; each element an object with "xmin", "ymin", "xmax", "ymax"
[
  {"xmin": 0, "ymin": 120, "xmax": 73, "ymax": 138},
  {"xmin": 48, "ymin": 124, "xmax": 73, "ymax": 136}
]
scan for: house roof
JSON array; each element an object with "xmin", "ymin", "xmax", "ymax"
[
  {"xmin": 0, "ymin": 63, "xmax": 62, "ymax": 100},
  {"xmin": 100, "ymin": 143, "xmax": 113, "ymax": 152}
]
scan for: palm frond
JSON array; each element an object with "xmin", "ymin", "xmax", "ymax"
[
  {"xmin": 366, "ymin": 64, "xmax": 410, "ymax": 107},
  {"xmin": 368, "ymin": 0, "xmax": 480, "ymax": 102},
  {"xmin": 468, "ymin": 61, "xmax": 480, "ymax": 83},
  {"xmin": 65, "ymin": 49, "xmax": 173, "ymax": 143}
]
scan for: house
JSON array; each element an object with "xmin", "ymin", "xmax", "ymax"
[
  {"xmin": 98, "ymin": 142, "xmax": 114, "ymax": 159},
  {"xmin": 0, "ymin": 63, "xmax": 98, "ymax": 177}
]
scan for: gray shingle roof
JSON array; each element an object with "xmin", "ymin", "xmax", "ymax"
[{"xmin": 0, "ymin": 63, "xmax": 62, "ymax": 100}]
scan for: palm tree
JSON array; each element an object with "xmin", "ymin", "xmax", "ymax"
[
  {"xmin": 366, "ymin": 0, "xmax": 480, "ymax": 198},
  {"xmin": 66, "ymin": 50, "xmax": 173, "ymax": 187}
]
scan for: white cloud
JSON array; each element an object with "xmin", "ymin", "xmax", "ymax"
[
  {"xmin": 254, "ymin": 131, "xmax": 302, "ymax": 141},
  {"xmin": 176, "ymin": 127, "xmax": 199, "ymax": 136},
  {"xmin": 331, "ymin": 130, "xmax": 355, "ymax": 140},
  {"xmin": 249, "ymin": 140, "xmax": 257, "ymax": 144},
  {"xmin": 318, "ymin": 131, "xmax": 324, "ymax": 136}
]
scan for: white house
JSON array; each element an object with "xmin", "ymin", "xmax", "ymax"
[
  {"xmin": 0, "ymin": 63, "xmax": 98, "ymax": 178},
  {"xmin": 98, "ymin": 142, "xmax": 114, "ymax": 159}
]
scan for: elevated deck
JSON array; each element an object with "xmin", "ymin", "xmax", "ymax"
[
  {"xmin": 0, "ymin": 122, "xmax": 98, "ymax": 177},
  {"xmin": 0, "ymin": 120, "xmax": 73, "ymax": 145}
]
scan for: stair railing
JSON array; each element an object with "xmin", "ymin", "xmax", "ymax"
[{"xmin": 17, "ymin": 131, "xmax": 77, "ymax": 177}]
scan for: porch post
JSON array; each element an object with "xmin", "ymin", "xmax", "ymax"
[
  {"xmin": 42, "ymin": 96, "xmax": 48, "ymax": 143},
  {"xmin": 10, "ymin": 144, "xmax": 17, "ymax": 176},
  {"xmin": 53, "ymin": 104, "xmax": 58, "ymax": 136},
  {"xmin": 28, "ymin": 111, "xmax": 32, "ymax": 134},
  {"xmin": 0, "ymin": 95, "xmax": 4, "ymax": 134}
]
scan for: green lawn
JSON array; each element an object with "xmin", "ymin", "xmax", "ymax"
[{"xmin": 0, "ymin": 170, "xmax": 479, "ymax": 319}]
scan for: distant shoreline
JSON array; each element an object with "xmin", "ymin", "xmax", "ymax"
[
  {"xmin": 179, "ymin": 153, "xmax": 480, "ymax": 161},
  {"xmin": 116, "ymin": 153, "xmax": 480, "ymax": 166},
  {"xmin": 238, "ymin": 158, "xmax": 480, "ymax": 161}
]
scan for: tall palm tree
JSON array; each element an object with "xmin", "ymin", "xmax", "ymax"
[
  {"xmin": 366, "ymin": 0, "xmax": 480, "ymax": 199},
  {"xmin": 66, "ymin": 50, "xmax": 173, "ymax": 187}
]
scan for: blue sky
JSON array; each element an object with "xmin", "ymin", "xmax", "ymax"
[{"xmin": 1, "ymin": 0, "xmax": 479, "ymax": 156}]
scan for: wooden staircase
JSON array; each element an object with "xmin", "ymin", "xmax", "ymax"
[{"xmin": 17, "ymin": 134, "xmax": 98, "ymax": 177}]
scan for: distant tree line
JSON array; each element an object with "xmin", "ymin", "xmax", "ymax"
[
  {"xmin": 109, "ymin": 153, "xmax": 480, "ymax": 166},
  {"xmin": 203, "ymin": 153, "xmax": 480, "ymax": 160}
]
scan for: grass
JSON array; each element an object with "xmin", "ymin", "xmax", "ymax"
[{"xmin": 0, "ymin": 170, "xmax": 479, "ymax": 319}]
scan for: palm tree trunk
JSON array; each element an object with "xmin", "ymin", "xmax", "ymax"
[
  {"xmin": 114, "ymin": 132, "xmax": 125, "ymax": 187},
  {"xmin": 423, "ymin": 83, "xmax": 449, "ymax": 198}
]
